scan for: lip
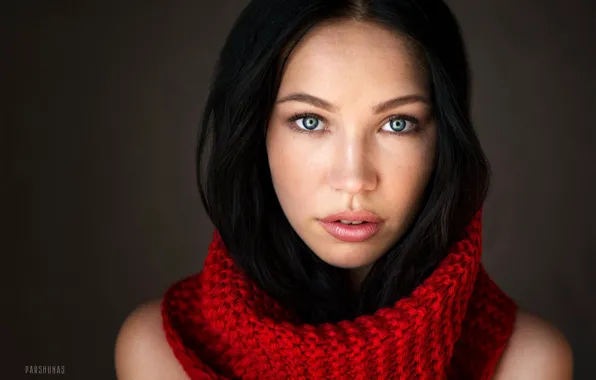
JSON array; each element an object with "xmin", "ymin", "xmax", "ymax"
[
  {"xmin": 318, "ymin": 220, "xmax": 382, "ymax": 242},
  {"xmin": 320, "ymin": 210, "xmax": 384, "ymax": 223},
  {"xmin": 318, "ymin": 210, "xmax": 383, "ymax": 242}
]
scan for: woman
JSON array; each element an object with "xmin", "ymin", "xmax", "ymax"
[{"xmin": 115, "ymin": 0, "xmax": 573, "ymax": 378}]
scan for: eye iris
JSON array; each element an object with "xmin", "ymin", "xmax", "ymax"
[
  {"xmin": 390, "ymin": 119, "xmax": 406, "ymax": 131},
  {"xmin": 303, "ymin": 117, "xmax": 318, "ymax": 130}
]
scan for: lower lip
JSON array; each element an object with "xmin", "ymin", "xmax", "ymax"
[{"xmin": 318, "ymin": 221, "xmax": 381, "ymax": 242}]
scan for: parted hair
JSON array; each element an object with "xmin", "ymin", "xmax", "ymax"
[{"xmin": 196, "ymin": 0, "xmax": 490, "ymax": 324}]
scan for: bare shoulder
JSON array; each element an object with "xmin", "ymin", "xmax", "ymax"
[
  {"xmin": 493, "ymin": 309, "xmax": 573, "ymax": 380},
  {"xmin": 114, "ymin": 299, "xmax": 190, "ymax": 380}
]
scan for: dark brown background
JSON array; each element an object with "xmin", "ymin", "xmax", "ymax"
[{"xmin": 5, "ymin": 0, "xmax": 595, "ymax": 379}]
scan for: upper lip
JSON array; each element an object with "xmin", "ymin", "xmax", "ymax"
[{"xmin": 320, "ymin": 210, "xmax": 383, "ymax": 223}]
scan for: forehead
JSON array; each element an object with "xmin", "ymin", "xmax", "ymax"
[{"xmin": 278, "ymin": 20, "xmax": 427, "ymax": 98}]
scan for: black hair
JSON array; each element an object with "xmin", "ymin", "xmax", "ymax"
[{"xmin": 196, "ymin": 0, "xmax": 490, "ymax": 325}]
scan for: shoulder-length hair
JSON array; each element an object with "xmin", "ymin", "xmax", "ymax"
[{"xmin": 196, "ymin": 0, "xmax": 490, "ymax": 324}]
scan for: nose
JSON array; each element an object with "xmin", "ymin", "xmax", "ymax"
[{"xmin": 327, "ymin": 134, "xmax": 378, "ymax": 194}]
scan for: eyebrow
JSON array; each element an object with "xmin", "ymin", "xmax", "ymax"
[{"xmin": 275, "ymin": 92, "xmax": 430, "ymax": 114}]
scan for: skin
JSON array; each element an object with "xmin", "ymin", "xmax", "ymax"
[
  {"xmin": 266, "ymin": 20, "xmax": 436, "ymax": 287},
  {"xmin": 115, "ymin": 19, "xmax": 573, "ymax": 380}
]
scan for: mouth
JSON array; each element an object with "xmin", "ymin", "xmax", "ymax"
[
  {"xmin": 319, "ymin": 209, "xmax": 384, "ymax": 224},
  {"xmin": 318, "ymin": 210, "xmax": 383, "ymax": 242},
  {"xmin": 337, "ymin": 220, "xmax": 368, "ymax": 225},
  {"xmin": 318, "ymin": 220, "xmax": 381, "ymax": 242}
]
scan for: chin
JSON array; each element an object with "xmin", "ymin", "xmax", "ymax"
[{"xmin": 312, "ymin": 244, "xmax": 384, "ymax": 269}]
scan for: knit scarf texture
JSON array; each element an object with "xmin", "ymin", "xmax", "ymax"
[{"xmin": 162, "ymin": 209, "xmax": 517, "ymax": 379}]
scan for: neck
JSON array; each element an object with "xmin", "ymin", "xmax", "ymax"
[{"xmin": 348, "ymin": 263, "xmax": 372, "ymax": 293}]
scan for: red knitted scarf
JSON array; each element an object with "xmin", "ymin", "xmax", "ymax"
[{"xmin": 162, "ymin": 210, "xmax": 517, "ymax": 379}]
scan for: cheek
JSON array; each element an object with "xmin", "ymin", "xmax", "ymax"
[
  {"xmin": 267, "ymin": 131, "xmax": 318, "ymax": 210},
  {"xmin": 392, "ymin": 143, "xmax": 434, "ymax": 185},
  {"xmin": 377, "ymin": 133, "xmax": 436, "ymax": 209},
  {"xmin": 383, "ymin": 163, "xmax": 430, "ymax": 211}
]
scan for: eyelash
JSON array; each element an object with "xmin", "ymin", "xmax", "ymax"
[{"xmin": 286, "ymin": 112, "xmax": 421, "ymax": 136}]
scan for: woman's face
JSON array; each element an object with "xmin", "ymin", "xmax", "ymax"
[{"xmin": 266, "ymin": 20, "xmax": 437, "ymax": 282}]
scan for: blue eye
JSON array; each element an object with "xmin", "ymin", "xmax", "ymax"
[
  {"xmin": 390, "ymin": 119, "xmax": 406, "ymax": 131},
  {"xmin": 382, "ymin": 117, "xmax": 417, "ymax": 133},
  {"xmin": 287, "ymin": 112, "xmax": 325, "ymax": 134},
  {"xmin": 298, "ymin": 116, "xmax": 321, "ymax": 130}
]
